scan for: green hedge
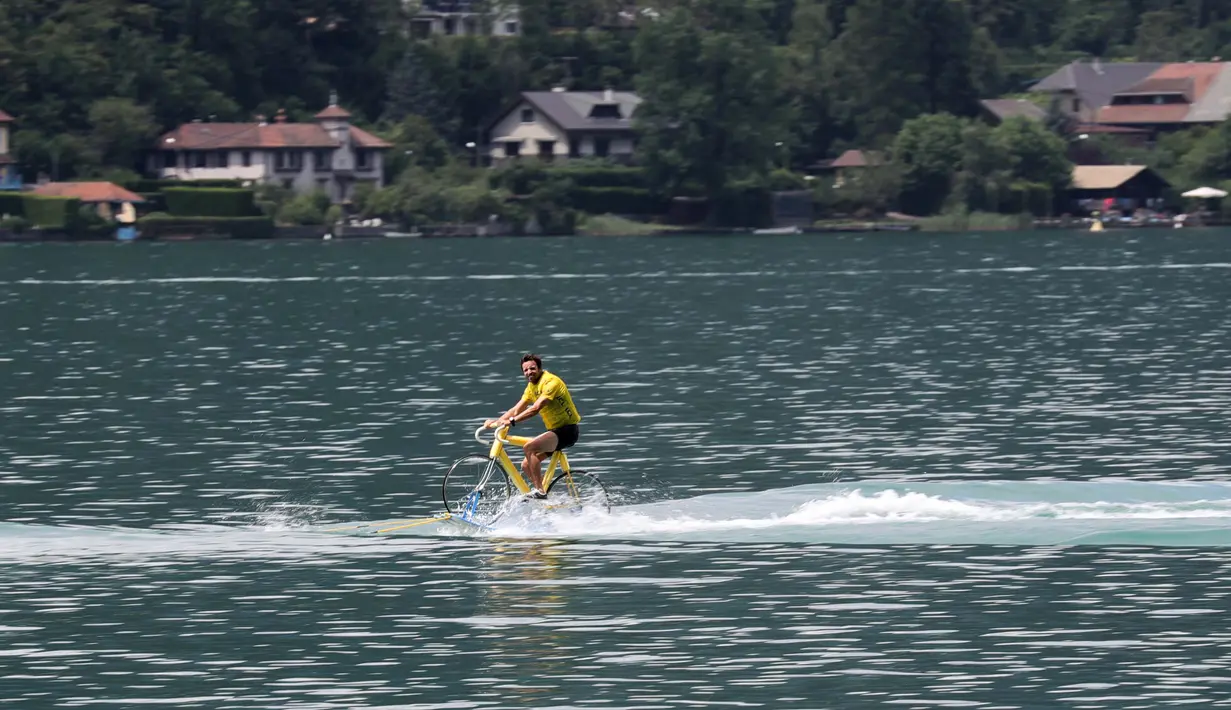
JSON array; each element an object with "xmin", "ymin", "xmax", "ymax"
[
  {"xmin": 137, "ymin": 192, "xmax": 167, "ymax": 213},
  {"xmin": 137, "ymin": 213, "xmax": 275, "ymax": 239},
  {"xmin": 129, "ymin": 178, "xmax": 244, "ymax": 193},
  {"xmin": 494, "ymin": 163, "xmax": 650, "ymax": 195},
  {"xmin": 568, "ymin": 186, "xmax": 667, "ymax": 215},
  {"xmin": 0, "ymin": 192, "xmax": 23, "ymax": 218},
  {"xmin": 554, "ymin": 166, "xmax": 647, "ymax": 189},
  {"xmin": 164, "ymin": 187, "xmax": 259, "ymax": 217},
  {"xmin": 23, "ymin": 195, "xmax": 82, "ymax": 229}
]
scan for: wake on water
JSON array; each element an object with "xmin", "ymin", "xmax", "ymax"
[
  {"xmin": 451, "ymin": 479, "xmax": 1231, "ymax": 545},
  {"xmin": 5, "ymin": 479, "xmax": 1231, "ymax": 562}
]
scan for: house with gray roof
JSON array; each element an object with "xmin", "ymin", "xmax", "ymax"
[
  {"xmin": 1032, "ymin": 59, "xmax": 1231, "ymax": 136},
  {"xmin": 1029, "ymin": 59, "xmax": 1162, "ymax": 124},
  {"xmin": 979, "ymin": 99, "xmax": 1047, "ymax": 125},
  {"xmin": 484, "ymin": 89, "xmax": 642, "ymax": 164}
]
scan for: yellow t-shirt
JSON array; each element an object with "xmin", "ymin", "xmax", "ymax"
[{"xmin": 521, "ymin": 371, "xmax": 581, "ymax": 430}]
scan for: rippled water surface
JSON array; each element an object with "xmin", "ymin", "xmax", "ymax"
[{"xmin": 3, "ymin": 231, "xmax": 1231, "ymax": 708}]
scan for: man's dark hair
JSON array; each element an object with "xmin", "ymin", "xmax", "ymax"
[{"xmin": 521, "ymin": 353, "xmax": 542, "ymax": 368}]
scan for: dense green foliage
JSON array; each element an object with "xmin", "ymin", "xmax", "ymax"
[
  {"xmin": 164, "ymin": 187, "xmax": 259, "ymax": 217},
  {"xmin": 4, "ymin": 0, "xmax": 1231, "ymax": 224},
  {"xmin": 137, "ymin": 214, "xmax": 277, "ymax": 239},
  {"xmin": 22, "ymin": 195, "xmax": 81, "ymax": 229}
]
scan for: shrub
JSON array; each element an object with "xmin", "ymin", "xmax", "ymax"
[
  {"xmin": 0, "ymin": 191, "xmax": 24, "ymax": 218},
  {"xmin": 137, "ymin": 213, "xmax": 275, "ymax": 239},
  {"xmin": 164, "ymin": 187, "xmax": 259, "ymax": 217},
  {"xmin": 23, "ymin": 195, "xmax": 82, "ymax": 229}
]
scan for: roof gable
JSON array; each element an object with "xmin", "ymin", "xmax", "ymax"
[
  {"xmin": 0, "ymin": 109, "xmax": 13, "ymax": 123},
  {"xmin": 30, "ymin": 181, "xmax": 145, "ymax": 203},
  {"xmin": 521, "ymin": 91, "xmax": 642, "ymax": 133},
  {"xmin": 159, "ymin": 117, "xmax": 391, "ymax": 151},
  {"xmin": 980, "ymin": 99, "xmax": 1046, "ymax": 122},
  {"xmin": 1031, "ymin": 60, "xmax": 1163, "ymax": 110},
  {"xmin": 1070, "ymin": 164, "xmax": 1170, "ymax": 190},
  {"xmin": 830, "ymin": 149, "xmax": 871, "ymax": 168}
]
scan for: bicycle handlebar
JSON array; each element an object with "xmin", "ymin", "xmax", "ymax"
[{"xmin": 473, "ymin": 423, "xmax": 514, "ymax": 446}]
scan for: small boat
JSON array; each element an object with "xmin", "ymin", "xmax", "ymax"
[{"xmin": 752, "ymin": 226, "xmax": 801, "ymax": 235}]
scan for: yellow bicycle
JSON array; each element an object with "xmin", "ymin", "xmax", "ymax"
[{"xmin": 442, "ymin": 424, "xmax": 610, "ymax": 526}]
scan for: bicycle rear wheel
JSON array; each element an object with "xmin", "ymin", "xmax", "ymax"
[
  {"xmin": 545, "ymin": 470, "xmax": 610, "ymax": 513},
  {"xmin": 442, "ymin": 455, "xmax": 513, "ymax": 521}
]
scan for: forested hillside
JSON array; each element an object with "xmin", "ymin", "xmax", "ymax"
[{"xmin": 1, "ymin": 0, "xmax": 1228, "ymax": 222}]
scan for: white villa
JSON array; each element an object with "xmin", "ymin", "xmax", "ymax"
[
  {"xmin": 148, "ymin": 98, "xmax": 392, "ymax": 203},
  {"xmin": 484, "ymin": 89, "xmax": 641, "ymax": 164},
  {"xmin": 410, "ymin": 1, "xmax": 520, "ymax": 37}
]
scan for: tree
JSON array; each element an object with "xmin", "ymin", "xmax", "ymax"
[
  {"xmin": 1178, "ymin": 120, "xmax": 1231, "ymax": 183},
  {"xmin": 1135, "ymin": 10, "xmax": 1194, "ymax": 62},
  {"xmin": 893, "ymin": 113, "xmax": 967, "ymax": 215},
  {"xmin": 991, "ymin": 116, "xmax": 1072, "ymax": 214},
  {"xmin": 781, "ymin": 0, "xmax": 835, "ymax": 167},
  {"xmin": 992, "ymin": 116, "xmax": 1072, "ymax": 191},
  {"xmin": 87, "ymin": 98, "xmax": 158, "ymax": 171},
  {"xmin": 384, "ymin": 45, "xmax": 453, "ymax": 137},
  {"xmin": 633, "ymin": 0, "xmax": 790, "ymax": 203}
]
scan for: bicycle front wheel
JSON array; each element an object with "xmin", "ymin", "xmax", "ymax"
[
  {"xmin": 545, "ymin": 470, "xmax": 610, "ymax": 513},
  {"xmin": 442, "ymin": 455, "xmax": 512, "ymax": 520}
]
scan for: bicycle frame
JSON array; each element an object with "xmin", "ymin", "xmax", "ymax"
[{"xmin": 473, "ymin": 424, "xmax": 571, "ymax": 494}]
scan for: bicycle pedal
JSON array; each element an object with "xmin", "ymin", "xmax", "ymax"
[{"xmin": 521, "ymin": 490, "xmax": 548, "ymax": 501}]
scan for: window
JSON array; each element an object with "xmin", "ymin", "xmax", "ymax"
[
  {"xmin": 568, "ymin": 140, "xmax": 581, "ymax": 158},
  {"xmin": 505, "ymin": 21, "xmax": 518, "ymax": 34},
  {"xmin": 1071, "ymin": 98, "xmax": 1080, "ymax": 113},
  {"xmin": 282, "ymin": 179, "xmax": 294, "ymax": 189},
  {"xmin": 355, "ymin": 149, "xmax": 371, "ymax": 170},
  {"xmin": 444, "ymin": 18, "xmax": 456, "ymax": 34},
  {"xmin": 594, "ymin": 137, "xmax": 610, "ymax": 157},
  {"xmin": 164, "ymin": 152, "xmax": 178, "ymax": 169},
  {"xmin": 314, "ymin": 150, "xmax": 332, "ymax": 171},
  {"xmin": 216, "ymin": 150, "xmax": 229, "ymax": 167},
  {"xmin": 242, "ymin": 151, "xmax": 252, "ymax": 167},
  {"xmin": 538, "ymin": 140, "xmax": 555, "ymax": 160},
  {"xmin": 520, "ymin": 108, "xmax": 535, "ymax": 123},
  {"xmin": 504, "ymin": 141, "xmax": 521, "ymax": 158},
  {"xmin": 589, "ymin": 104, "xmax": 622, "ymax": 119},
  {"xmin": 193, "ymin": 151, "xmax": 207, "ymax": 168},
  {"xmin": 275, "ymin": 151, "xmax": 303, "ymax": 172}
]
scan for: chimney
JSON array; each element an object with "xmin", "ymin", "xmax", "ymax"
[
  {"xmin": 1092, "ymin": 57, "xmax": 1103, "ymax": 74},
  {"xmin": 603, "ymin": 88, "xmax": 614, "ymax": 102},
  {"xmin": 551, "ymin": 86, "xmax": 567, "ymax": 93}
]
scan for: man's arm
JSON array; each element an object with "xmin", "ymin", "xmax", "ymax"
[
  {"xmin": 508, "ymin": 395, "xmax": 551, "ymax": 425},
  {"xmin": 486, "ymin": 399, "xmax": 531, "ymax": 428}
]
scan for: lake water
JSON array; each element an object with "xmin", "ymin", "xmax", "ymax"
[{"xmin": 3, "ymin": 230, "xmax": 1231, "ymax": 708}]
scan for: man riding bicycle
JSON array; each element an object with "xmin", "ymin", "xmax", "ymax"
[{"xmin": 484, "ymin": 353, "xmax": 581, "ymax": 497}]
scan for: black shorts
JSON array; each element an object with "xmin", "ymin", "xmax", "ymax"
[{"xmin": 551, "ymin": 423, "xmax": 580, "ymax": 451}]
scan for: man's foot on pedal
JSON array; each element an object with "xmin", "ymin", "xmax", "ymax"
[{"xmin": 522, "ymin": 489, "xmax": 548, "ymax": 501}]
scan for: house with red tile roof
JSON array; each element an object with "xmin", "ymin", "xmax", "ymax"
[
  {"xmin": 148, "ymin": 96, "xmax": 392, "ymax": 203},
  {"xmin": 1031, "ymin": 60, "xmax": 1231, "ymax": 136},
  {"xmin": 30, "ymin": 181, "xmax": 145, "ymax": 204},
  {"xmin": 0, "ymin": 109, "xmax": 19, "ymax": 190}
]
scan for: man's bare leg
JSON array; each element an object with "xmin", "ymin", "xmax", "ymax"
[{"xmin": 522, "ymin": 431, "xmax": 560, "ymax": 493}]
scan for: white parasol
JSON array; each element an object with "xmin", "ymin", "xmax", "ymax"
[{"xmin": 1181, "ymin": 186, "xmax": 1228, "ymax": 198}]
